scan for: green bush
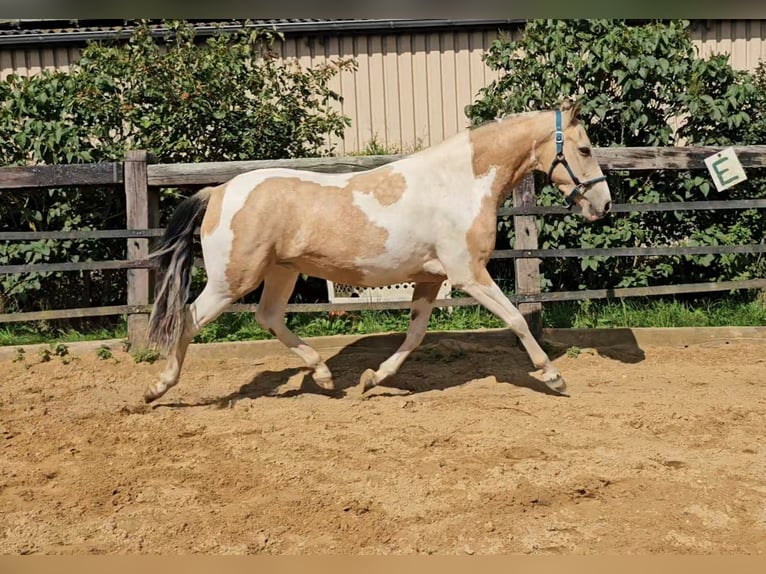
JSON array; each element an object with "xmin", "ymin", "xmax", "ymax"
[
  {"xmin": 467, "ymin": 19, "xmax": 766, "ymax": 293},
  {"xmin": 0, "ymin": 20, "xmax": 352, "ymax": 316}
]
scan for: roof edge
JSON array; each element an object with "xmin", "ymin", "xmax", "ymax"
[{"xmin": 0, "ymin": 19, "xmax": 525, "ymax": 47}]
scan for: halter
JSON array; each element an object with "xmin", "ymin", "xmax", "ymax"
[{"xmin": 546, "ymin": 109, "xmax": 607, "ymax": 209}]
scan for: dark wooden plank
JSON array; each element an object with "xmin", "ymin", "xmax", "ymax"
[
  {"xmin": 147, "ymin": 155, "xmax": 403, "ymax": 186},
  {"xmin": 498, "ymin": 199, "xmax": 766, "ymax": 217},
  {"xmin": 125, "ymin": 150, "xmax": 159, "ymax": 350},
  {"xmin": 4, "ymin": 196, "xmax": 765, "ymax": 239},
  {"xmin": 0, "ymin": 305, "xmax": 138, "ymax": 323},
  {"xmin": 0, "ymin": 229, "xmax": 165, "ymax": 241},
  {"xmin": 594, "ymin": 145, "xmax": 766, "ymax": 170},
  {"xmin": 3, "ymin": 146, "xmax": 766, "ymax": 192},
  {"xmin": 512, "ymin": 174, "xmax": 542, "ymax": 337},
  {"xmin": 2, "ymin": 243, "xmax": 762, "ymax": 275},
  {"xmin": 230, "ymin": 277, "xmax": 766, "ymax": 312},
  {"xmin": 607, "ymin": 199, "xmax": 766, "ymax": 213},
  {"xmin": 514, "ymin": 278, "xmax": 766, "ymax": 303},
  {"xmin": 491, "ymin": 244, "xmax": 766, "ymax": 259},
  {"xmin": 144, "ymin": 146, "xmax": 766, "ymax": 187},
  {"xmin": 0, "ymin": 260, "xmax": 150, "ymax": 274},
  {"xmin": 230, "ymin": 298, "xmax": 480, "ymax": 314},
  {"xmin": 278, "ymin": 278, "xmax": 766, "ymax": 310},
  {"xmin": 0, "ymin": 162, "xmax": 123, "ymax": 190},
  {"xmin": 3, "ymin": 198, "xmax": 761, "ymax": 240}
]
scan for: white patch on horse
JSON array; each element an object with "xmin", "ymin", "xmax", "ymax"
[
  {"xmin": 203, "ymin": 170, "xmax": 269, "ymax": 287},
  {"xmin": 348, "ymin": 163, "xmax": 416, "ymax": 274},
  {"xmin": 350, "ymin": 133, "xmax": 497, "ymax": 282},
  {"xmin": 442, "ymin": 165, "xmax": 498, "ymax": 285},
  {"xmin": 293, "ymin": 171, "xmax": 356, "ymax": 187}
]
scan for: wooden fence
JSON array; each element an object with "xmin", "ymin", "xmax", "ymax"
[{"xmin": 1, "ymin": 147, "xmax": 766, "ymax": 347}]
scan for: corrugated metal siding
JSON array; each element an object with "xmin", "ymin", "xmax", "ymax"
[
  {"xmin": 691, "ymin": 20, "xmax": 766, "ymax": 70},
  {"xmin": 0, "ymin": 46, "xmax": 78, "ymax": 78},
  {"xmin": 1, "ymin": 22, "xmax": 764, "ymax": 154},
  {"xmin": 272, "ymin": 30, "xmax": 513, "ymax": 154}
]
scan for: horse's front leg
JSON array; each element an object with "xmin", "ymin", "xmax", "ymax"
[
  {"xmin": 355, "ymin": 281, "xmax": 442, "ymax": 393},
  {"xmin": 451, "ymin": 269, "xmax": 566, "ymax": 393}
]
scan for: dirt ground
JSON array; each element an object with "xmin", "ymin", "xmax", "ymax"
[{"xmin": 1, "ymin": 329, "xmax": 765, "ymax": 555}]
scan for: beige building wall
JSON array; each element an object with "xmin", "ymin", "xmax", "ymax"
[
  {"xmin": 0, "ymin": 46, "xmax": 79, "ymax": 78},
  {"xmin": 1, "ymin": 20, "xmax": 765, "ymax": 155},
  {"xmin": 274, "ymin": 29, "xmax": 519, "ymax": 154},
  {"xmin": 691, "ymin": 20, "xmax": 766, "ymax": 71}
]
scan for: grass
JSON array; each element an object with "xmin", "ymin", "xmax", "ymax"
[
  {"xmin": 96, "ymin": 345, "xmax": 113, "ymax": 360},
  {"xmin": 544, "ymin": 296, "xmax": 766, "ymax": 329},
  {"xmin": 1, "ymin": 294, "xmax": 764, "ymax": 347},
  {"xmin": 131, "ymin": 348, "xmax": 161, "ymax": 364},
  {"xmin": 566, "ymin": 346, "xmax": 582, "ymax": 358},
  {"xmin": 190, "ymin": 294, "xmax": 766, "ymax": 343},
  {"xmin": 0, "ymin": 323, "xmax": 126, "ymax": 347},
  {"xmin": 192, "ymin": 305, "xmax": 506, "ymax": 344}
]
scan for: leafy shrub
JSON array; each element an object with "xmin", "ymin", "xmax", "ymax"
[
  {"xmin": 0, "ymin": 20, "xmax": 352, "ymax": 316},
  {"xmin": 467, "ymin": 19, "xmax": 766, "ymax": 293}
]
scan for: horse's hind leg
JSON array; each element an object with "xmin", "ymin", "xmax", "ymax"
[
  {"xmin": 144, "ymin": 283, "xmax": 232, "ymax": 403},
  {"xmin": 357, "ymin": 281, "xmax": 442, "ymax": 393},
  {"xmin": 256, "ymin": 266, "xmax": 335, "ymax": 389}
]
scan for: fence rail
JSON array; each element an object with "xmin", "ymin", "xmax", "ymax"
[
  {"xmin": 4, "ymin": 278, "xmax": 765, "ymax": 326},
  {"xmin": 1, "ymin": 146, "xmax": 765, "ymax": 345},
  {"xmin": 0, "ymin": 162, "xmax": 123, "ymax": 189},
  {"xmin": 4, "ymin": 146, "xmax": 766, "ymax": 191},
  {"xmin": 1, "ymin": 197, "xmax": 764, "ymax": 243},
  {"xmin": 3, "ymin": 244, "xmax": 765, "ymax": 276}
]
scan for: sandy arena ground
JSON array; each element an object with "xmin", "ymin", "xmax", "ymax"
[{"xmin": 1, "ymin": 329, "xmax": 765, "ymax": 554}]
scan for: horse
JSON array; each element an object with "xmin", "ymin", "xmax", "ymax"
[{"xmin": 142, "ymin": 98, "xmax": 612, "ymax": 403}]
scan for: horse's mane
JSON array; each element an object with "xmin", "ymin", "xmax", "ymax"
[{"xmin": 468, "ymin": 109, "xmax": 548, "ymax": 132}]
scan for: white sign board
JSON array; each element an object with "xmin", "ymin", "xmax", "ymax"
[{"xmin": 704, "ymin": 147, "xmax": 747, "ymax": 192}]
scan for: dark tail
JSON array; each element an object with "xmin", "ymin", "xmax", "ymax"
[{"xmin": 146, "ymin": 188, "xmax": 212, "ymax": 353}]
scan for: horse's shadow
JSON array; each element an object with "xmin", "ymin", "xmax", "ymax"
[
  {"xmin": 156, "ymin": 328, "xmax": 645, "ymax": 409},
  {"xmin": 541, "ymin": 327, "xmax": 647, "ymax": 364}
]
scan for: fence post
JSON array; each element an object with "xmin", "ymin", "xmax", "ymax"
[
  {"xmin": 513, "ymin": 174, "xmax": 542, "ymax": 338},
  {"xmin": 125, "ymin": 150, "xmax": 159, "ymax": 350}
]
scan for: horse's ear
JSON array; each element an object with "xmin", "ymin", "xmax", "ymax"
[{"xmin": 561, "ymin": 98, "xmax": 582, "ymax": 124}]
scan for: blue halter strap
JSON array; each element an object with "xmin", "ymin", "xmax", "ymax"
[{"xmin": 547, "ymin": 109, "xmax": 607, "ymax": 209}]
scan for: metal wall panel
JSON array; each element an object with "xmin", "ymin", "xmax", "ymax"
[
  {"xmin": 271, "ymin": 30, "xmax": 509, "ymax": 154},
  {"xmin": 691, "ymin": 20, "xmax": 766, "ymax": 71}
]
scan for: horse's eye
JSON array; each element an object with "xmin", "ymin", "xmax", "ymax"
[{"xmin": 578, "ymin": 146, "xmax": 592, "ymax": 157}]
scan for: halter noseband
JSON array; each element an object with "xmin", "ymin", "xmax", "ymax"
[{"xmin": 546, "ymin": 109, "xmax": 607, "ymax": 209}]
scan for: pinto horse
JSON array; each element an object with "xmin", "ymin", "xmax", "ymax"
[{"xmin": 143, "ymin": 98, "xmax": 611, "ymax": 403}]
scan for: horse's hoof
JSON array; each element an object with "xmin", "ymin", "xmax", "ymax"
[
  {"xmin": 312, "ymin": 373, "xmax": 336, "ymax": 391},
  {"xmin": 359, "ymin": 368, "xmax": 378, "ymax": 393},
  {"xmin": 345, "ymin": 385, "xmax": 366, "ymax": 400},
  {"xmin": 344, "ymin": 369, "xmax": 376, "ymax": 400},
  {"xmin": 544, "ymin": 375, "xmax": 567, "ymax": 394},
  {"xmin": 143, "ymin": 386, "xmax": 164, "ymax": 403}
]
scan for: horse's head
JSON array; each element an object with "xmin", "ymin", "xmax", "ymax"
[{"xmin": 537, "ymin": 98, "xmax": 612, "ymax": 222}]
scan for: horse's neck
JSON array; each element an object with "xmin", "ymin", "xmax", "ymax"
[
  {"xmin": 466, "ymin": 112, "xmax": 552, "ymax": 206},
  {"xmin": 397, "ymin": 113, "xmax": 551, "ymax": 211}
]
